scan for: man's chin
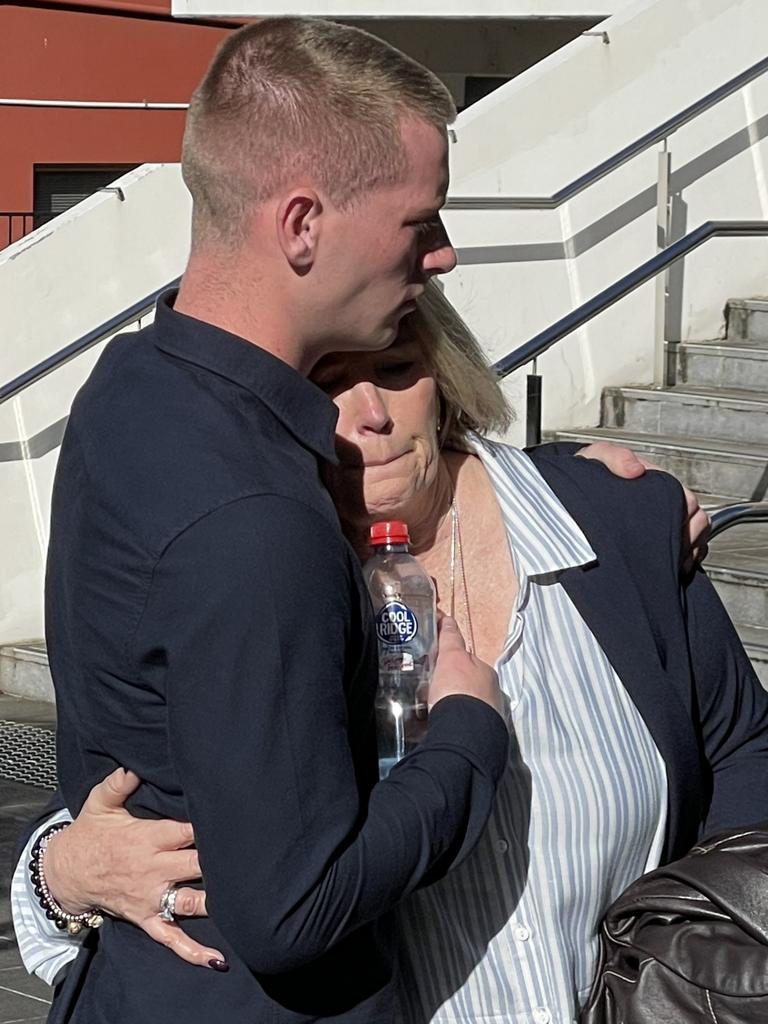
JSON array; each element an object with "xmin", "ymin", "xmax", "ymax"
[{"xmin": 367, "ymin": 322, "xmax": 399, "ymax": 351}]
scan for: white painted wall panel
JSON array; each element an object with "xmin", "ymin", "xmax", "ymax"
[
  {"xmin": 0, "ymin": 166, "xmax": 183, "ymax": 643},
  {"xmin": 173, "ymin": 2, "xmax": 622, "ymax": 19}
]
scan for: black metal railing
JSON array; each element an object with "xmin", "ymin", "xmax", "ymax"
[
  {"xmin": 445, "ymin": 54, "xmax": 768, "ymax": 212},
  {"xmin": 0, "ymin": 279, "xmax": 180, "ymax": 406},
  {"xmin": 0, "ymin": 211, "xmax": 55, "ymax": 250},
  {"xmin": 1, "ymin": 268, "xmax": 766, "ymax": 541},
  {"xmin": 710, "ymin": 503, "xmax": 768, "ymax": 541},
  {"xmin": 491, "ymin": 220, "xmax": 768, "ymax": 380}
]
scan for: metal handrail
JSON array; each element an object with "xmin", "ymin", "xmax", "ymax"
[
  {"xmin": 4, "ymin": 220, "xmax": 768, "ymax": 403},
  {"xmin": 710, "ymin": 502, "xmax": 768, "ymax": 541},
  {"xmin": 0, "ymin": 278, "xmax": 180, "ymax": 406},
  {"xmin": 1, "ymin": 262, "xmax": 766, "ymax": 543},
  {"xmin": 445, "ymin": 55, "xmax": 768, "ymax": 211},
  {"xmin": 492, "ymin": 220, "xmax": 768, "ymax": 378}
]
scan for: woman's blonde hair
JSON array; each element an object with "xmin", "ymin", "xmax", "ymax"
[{"xmin": 403, "ymin": 282, "xmax": 514, "ymax": 447}]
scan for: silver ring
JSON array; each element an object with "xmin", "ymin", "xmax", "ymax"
[{"xmin": 158, "ymin": 885, "xmax": 178, "ymax": 923}]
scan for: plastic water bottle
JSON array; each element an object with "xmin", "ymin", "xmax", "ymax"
[{"xmin": 363, "ymin": 521, "xmax": 437, "ymax": 780}]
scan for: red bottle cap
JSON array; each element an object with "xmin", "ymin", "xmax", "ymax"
[{"xmin": 370, "ymin": 521, "xmax": 410, "ymax": 546}]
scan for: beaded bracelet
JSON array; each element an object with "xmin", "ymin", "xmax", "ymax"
[{"xmin": 29, "ymin": 822, "xmax": 104, "ymax": 936}]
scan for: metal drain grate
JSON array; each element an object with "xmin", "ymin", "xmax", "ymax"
[{"xmin": 0, "ymin": 719, "xmax": 57, "ymax": 790}]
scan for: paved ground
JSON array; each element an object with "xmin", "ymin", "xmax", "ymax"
[{"xmin": 0, "ymin": 695, "xmax": 56, "ymax": 1023}]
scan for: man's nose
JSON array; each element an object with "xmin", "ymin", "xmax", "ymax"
[
  {"xmin": 421, "ymin": 217, "xmax": 457, "ymax": 276},
  {"xmin": 422, "ymin": 241, "xmax": 458, "ymax": 276}
]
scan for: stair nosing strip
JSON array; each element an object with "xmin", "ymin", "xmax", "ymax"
[
  {"xmin": 605, "ymin": 387, "xmax": 768, "ymax": 408},
  {"xmin": 554, "ymin": 431, "xmax": 768, "ymax": 462}
]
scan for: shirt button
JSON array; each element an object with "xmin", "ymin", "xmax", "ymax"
[
  {"xmin": 533, "ymin": 1008, "xmax": 551, "ymax": 1024},
  {"xmin": 514, "ymin": 924, "xmax": 530, "ymax": 942},
  {"xmin": 508, "ymin": 699, "xmax": 519, "ymax": 711},
  {"xmin": 496, "ymin": 838, "xmax": 509, "ymax": 854}
]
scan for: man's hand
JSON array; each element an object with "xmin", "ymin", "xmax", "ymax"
[
  {"xmin": 44, "ymin": 769, "xmax": 222, "ymax": 970},
  {"xmin": 577, "ymin": 440, "xmax": 710, "ymax": 573},
  {"xmin": 429, "ymin": 615, "xmax": 504, "ymax": 718},
  {"xmin": 577, "ymin": 440, "xmax": 647, "ymax": 480}
]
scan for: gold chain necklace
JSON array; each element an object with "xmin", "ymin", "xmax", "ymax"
[{"xmin": 449, "ymin": 494, "xmax": 476, "ymax": 654}]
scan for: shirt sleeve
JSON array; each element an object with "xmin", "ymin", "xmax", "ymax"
[
  {"xmin": 133, "ymin": 494, "xmax": 509, "ymax": 976},
  {"xmin": 11, "ymin": 808, "xmax": 82, "ymax": 984}
]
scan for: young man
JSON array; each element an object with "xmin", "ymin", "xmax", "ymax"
[{"xmin": 17, "ymin": 18, "xmax": 509, "ymax": 1024}]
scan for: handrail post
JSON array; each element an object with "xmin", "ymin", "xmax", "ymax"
[
  {"xmin": 526, "ymin": 357, "xmax": 543, "ymax": 447},
  {"xmin": 654, "ymin": 142, "xmax": 671, "ymax": 387}
]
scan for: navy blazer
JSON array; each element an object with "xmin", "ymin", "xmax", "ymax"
[
  {"xmin": 528, "ymin": 445, "xmax": 768, "ymax": 862},
  {"xmin": 20, "ymin": 447, "xmax": 768, "ymax": 1021}
]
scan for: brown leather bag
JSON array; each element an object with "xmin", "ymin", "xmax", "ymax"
[{"xmin": 581, "ymin": 824, "xmax": 768, "ymax": 1024}]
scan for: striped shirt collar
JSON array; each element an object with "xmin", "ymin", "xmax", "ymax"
[{"xmin": 468, "ymin": 434, "xmax": 597, "ymax": 578}]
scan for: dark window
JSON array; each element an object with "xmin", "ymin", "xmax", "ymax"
[
  {"xmin": 462, "ymin": 76, "xmax": 510, "ymax": 110},
  {"xmin": 33, "ymin": 166, "xmax": 138, "ymax": 227}
]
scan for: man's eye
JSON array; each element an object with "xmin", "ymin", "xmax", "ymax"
[{"xmin": 414, "ymin": 219, "xmax": 439, "ymax": 236}]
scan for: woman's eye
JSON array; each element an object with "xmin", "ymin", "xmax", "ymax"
[
  {"xmin": 379, "ymin": 361, "xmax": 416, "ymax": 379},
  {"xmin": 314, "ymin": 375, "xmax": 345, "ymax": 395}
]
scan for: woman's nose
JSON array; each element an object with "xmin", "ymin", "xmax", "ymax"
[{"xmin": 349, "ymin": 381, "xmax": 392, "ymax": 434}]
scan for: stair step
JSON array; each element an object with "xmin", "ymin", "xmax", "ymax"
[
  {"xmin": 740, "ymin": 625, "xmax": 768, "ymax": 688},
  {"xmin": 671, "ymin": 340, "xmax": 768, "ymax": 391},
  {"xmin": 601, "ymin": 385, "xmax": 768, "ymax": 444},
  {"xmin": 706, "ymin": 561, "xmax": 768, "ymax": 631},
  {"xmin": 727, "ymin": 297, "xmax": 768, "ymax": 344},
  {"xmin": 553, "ymin": 427, "xmax": 768, "ymax": 502},
  {"xmin": 0, "ymin": 643, "xmax": 54, "ymax": 703}
]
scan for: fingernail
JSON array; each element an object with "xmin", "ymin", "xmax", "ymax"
[{"xmin": 208, "ymin": 959, "xmax": 229, "ymax": 972}]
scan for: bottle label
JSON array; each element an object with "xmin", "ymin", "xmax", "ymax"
[
  {"xmin": 376, "ymin": 601, "xmax": 418, "ymax": 646},
  {"xmin": 380, "ymin": 651, "xmax": 415, "ymax": 672}
]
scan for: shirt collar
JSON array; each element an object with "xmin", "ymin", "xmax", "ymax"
[
  {"xmin": 469, "ymin": 434, "xmax": 596, "ymax": 578},
  {"xmin": 151, "ymin": 290, "xmax": 339, "ymax": 464}
]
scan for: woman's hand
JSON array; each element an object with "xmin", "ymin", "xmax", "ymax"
[
  {"xmin": 44, "ymin": 768, "xmax": 223, "ymax": 970},
  {"xmin": 577, "ymin": 440, "xmax": 710, "ymax": 573}
]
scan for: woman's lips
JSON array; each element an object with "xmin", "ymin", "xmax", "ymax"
[{"xmin": 340, "ymin": 452, "xmax": 408, "ymax": 469}]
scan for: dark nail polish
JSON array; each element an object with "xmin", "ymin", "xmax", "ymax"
[{"xmin": 208, "ymin": 959, "xmax": 230, "ymax": 972}]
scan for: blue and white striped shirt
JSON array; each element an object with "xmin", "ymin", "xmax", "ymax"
[{"xmin": 392, "ymin": 438, "xmax": 667, "ymax": 1024}]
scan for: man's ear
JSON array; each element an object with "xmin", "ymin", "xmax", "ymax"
[{"xmin": 276, "ymin": 190, "xmax": 322, "ymax": 271}]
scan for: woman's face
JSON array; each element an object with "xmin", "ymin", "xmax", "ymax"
[{"xmin": 311, "ymin": 335, "xmax": 441, "ymax": 523}]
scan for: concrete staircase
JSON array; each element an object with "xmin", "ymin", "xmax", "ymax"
[
  {"xmin": 556, "ymin": 297, "xmax": 768, "ymax": 686},
  {"xmin": 0, "ymin": 642, "xmax": 53, "ymax": 703}
]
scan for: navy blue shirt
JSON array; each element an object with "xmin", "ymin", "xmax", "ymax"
[{"xmin": 46, "ymin": 293, "xmax": 509, "ymax": 1023}]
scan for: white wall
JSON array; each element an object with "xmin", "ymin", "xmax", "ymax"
[
  {"xmin": 443, "ymin": 0, "xmax": 768, "ymax": 442},
  {"xmin": 174, "ymin": 1, "xmax": 624, "ymax": 18},
  {"xmin": 0, "ymin": 165, "xmax": 186, "ymax": 643}
]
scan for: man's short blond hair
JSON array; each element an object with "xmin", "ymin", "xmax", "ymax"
[{"xmin": 182, "ymin": 18, "xmax": 456, "ymax": 243}]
